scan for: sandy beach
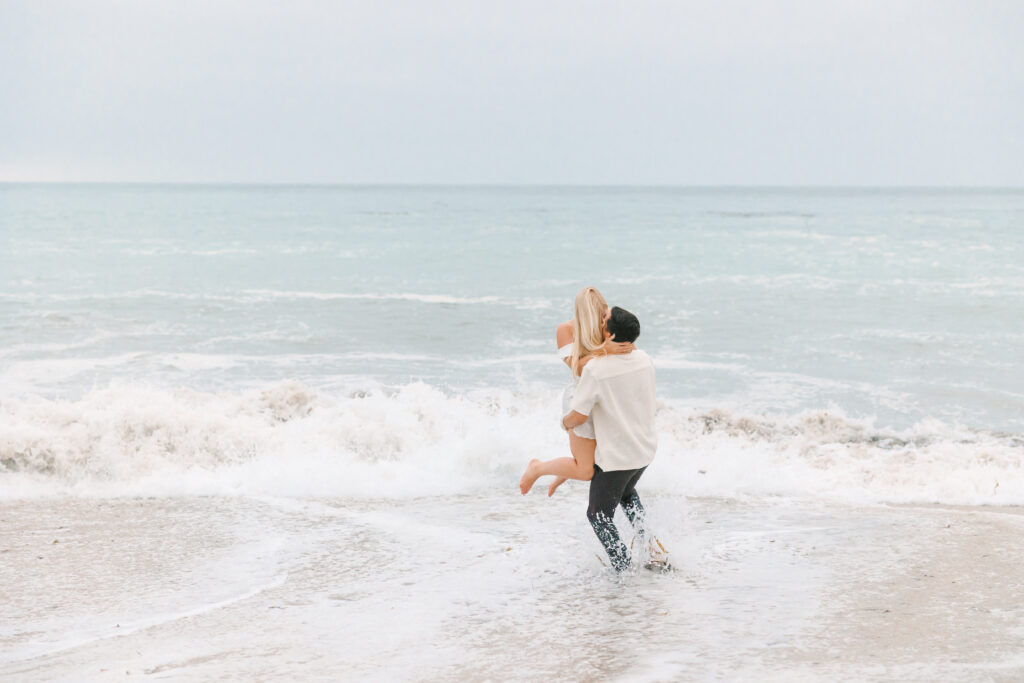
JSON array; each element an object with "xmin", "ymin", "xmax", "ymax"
[
  {"xmin": 3, "ymin": 494, "xmax": 1023, "ymax": 681},
  {"xmin": 4, "ymin": 0, "xmax": 1024, "ymax": 677}
]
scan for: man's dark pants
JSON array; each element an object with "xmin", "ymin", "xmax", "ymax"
[{"xmin": 587, "ymin": 464, "xmax": 648, "ymax": 571}]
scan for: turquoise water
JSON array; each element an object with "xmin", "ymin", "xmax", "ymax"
[
  {"xmin": 1, "ymin": 184, "xmax": 1023, "ymax": 505},
  {"xmin": 3, "ymin": 184, "xmax": 1022, "ymax": 429}
]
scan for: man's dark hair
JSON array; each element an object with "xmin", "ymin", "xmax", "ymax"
[{"xmin": 606, "ymin": 306, "xmax": 640, "ymax": 343}]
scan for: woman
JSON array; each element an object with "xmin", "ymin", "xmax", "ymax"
[{"xmin": 519, "ymin": 286, "xmax": 633, "ymax": 496}]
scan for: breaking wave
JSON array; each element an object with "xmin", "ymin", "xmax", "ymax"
[{"xmin": 1, "ymin": 381, "xmax": 1022, "ymax": 505}]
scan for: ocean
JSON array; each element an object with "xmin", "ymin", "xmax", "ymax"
[{"xmin": 3, "ymin": 184, "xmax": 1024, "ymax": 679}]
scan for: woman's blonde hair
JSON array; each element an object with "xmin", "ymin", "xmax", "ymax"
[{"xmin": 570, "ymin": 287, "xmax": 608, "ymax": 375}]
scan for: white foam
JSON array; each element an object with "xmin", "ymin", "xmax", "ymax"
[
  {"xmin": 239, "ymin": 289, "xmax": 499, "ymax": 305},
  {"xmin": 119, "ymin": 247, "xmax": 259, "ymax": 256},
  {"xmin": 0, "ymin": 354, "xmax": 146, "ymax": 393},
  {"xmin": 749, "ymin": 229, "xmax": 835, "ymax": 241},
  {"xmin": 0, "ymin": 382, "xmax": 1022, "ymax": 506},
  {"xmin": 0, "ymin": 332, "xmax": 116, "ymax": 358},
  {"xmin": 6, "ymin": 572, "xmax": 288, "ymax": 662},
  {"xmin": 0, "ymin": 288, "xmax": 508, "ymax": 305}
]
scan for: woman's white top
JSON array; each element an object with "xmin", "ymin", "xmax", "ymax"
[{"xmin": 558, "ymin": 343, "xmax": 596, "ymax": 439}]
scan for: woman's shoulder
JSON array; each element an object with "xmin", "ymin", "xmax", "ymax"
[{"xmin": 556, "ymin": 321, "xmax": 574, "ymax": 347}]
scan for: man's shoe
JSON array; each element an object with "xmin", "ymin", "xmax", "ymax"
[{"xmin": 643, "ymin": 536, "xmax": 672, "ymax": 572}]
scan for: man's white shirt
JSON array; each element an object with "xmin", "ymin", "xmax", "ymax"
[{"xmin": 570, "ymin": 349, "xmax": 658, "ymax": 472}]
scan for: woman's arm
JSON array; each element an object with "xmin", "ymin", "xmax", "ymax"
[
  {"xmin": 603, "ymin": 340, "xmax": 635, "ymax": 355},
  {"xmin": 575, "ymin": 342, "xmax": 634, "ymax": 374}
]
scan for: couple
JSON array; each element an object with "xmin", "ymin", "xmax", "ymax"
[{"xmin": 520, "ymin": 287, "xmax": 668, "ymax": 572}]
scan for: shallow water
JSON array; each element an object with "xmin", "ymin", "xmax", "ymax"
[{"xmin": 4, "ymin": 495, "xmax": 1023, "ymax": 680}]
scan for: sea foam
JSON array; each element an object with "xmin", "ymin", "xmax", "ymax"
[{"xmin": 1, "ymin": 381, "xmax": 1021, "ymax": 505}]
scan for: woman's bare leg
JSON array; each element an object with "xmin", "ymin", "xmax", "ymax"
[
  {"xmin": 546, "ymin": 475, "xmax": 569, "ymax": 496},
  {"xmin": 519, "ymin": 432, "xmax": 596, "ymax": 495},
  {"xmin": 547, "ymin": 431, "xmax": 596, "ymax": 496}
]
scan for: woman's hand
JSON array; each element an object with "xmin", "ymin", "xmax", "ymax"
[{"xmin": 604, "ymin": 341, "xmax": 635, "ymax": 355}]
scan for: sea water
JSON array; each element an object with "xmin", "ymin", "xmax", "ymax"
[
  {"xmin": 2, "ymin": 185, "xmax": 1023, "ymax": 678},
  {"xmin": 2, "ymin": 184, "xmax": 1022, "ymax": 503}
]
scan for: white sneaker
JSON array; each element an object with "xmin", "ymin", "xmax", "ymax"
[
  {"xmin": 631, "ymin": 534, "xmax": 672, "ymax": 572},
  {"xmin": 644, "ymin": 536, "xmax": 672, "ymax": 572}
]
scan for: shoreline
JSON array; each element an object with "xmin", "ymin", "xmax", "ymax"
[{"xmin": 3, "ymin": 493, "xmax": 1023, "ymax": 680}]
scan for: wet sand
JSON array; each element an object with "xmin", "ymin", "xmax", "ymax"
[{"xmin": 2, "ymin": 494, "xmax": 1023, "ymax": 681}]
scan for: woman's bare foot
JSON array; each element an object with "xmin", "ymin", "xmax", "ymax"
[
  {"xmin": 547, "ymin": 476, "xmax": 568, "ymax": 497},
  {"xmin": 519, "ymin": 459, "xmax": 542, "ymax": 495}
]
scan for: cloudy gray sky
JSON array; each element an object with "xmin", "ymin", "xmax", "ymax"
[{"xmin": 1, "ymin": 0, "xmax": 1022, "ymax": 185}]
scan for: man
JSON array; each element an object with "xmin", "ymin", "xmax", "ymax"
[{"xmin": 561, "ymin": 306, "xmax": 667, "ymax": 572}]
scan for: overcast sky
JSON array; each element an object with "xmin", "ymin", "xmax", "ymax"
[{"xmin": 1, "ymin": 0, "xmax": 1022, "ymax": 185}]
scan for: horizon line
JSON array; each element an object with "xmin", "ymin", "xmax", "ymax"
[{"xmin": 2, "ymin": 181, "xmax": 1023, "ymax": 190}]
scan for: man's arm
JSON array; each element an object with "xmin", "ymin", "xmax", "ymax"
[
  {"xmin": 567, "ymin": 364, "xmax": 599, "ymax": 430},
  {"xmin": 562, "ymin": 410, "xmax": 588, "ymax": 431}
]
